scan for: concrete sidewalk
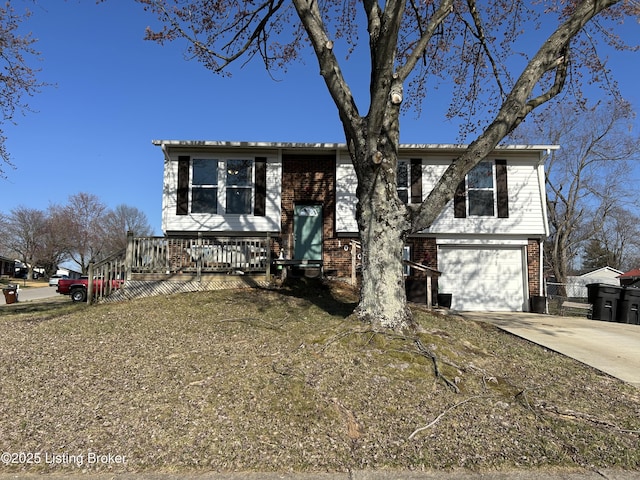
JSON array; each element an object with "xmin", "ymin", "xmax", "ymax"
[{"xmin": 459, "ymin": 311, "xmax": 640, "ymax": 388}]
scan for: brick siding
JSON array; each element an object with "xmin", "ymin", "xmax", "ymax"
[
  {"xmin": 405, "ymin": 237, "xmax": 438, "ymax": 270},
  {"xmin": 527, "ymin": 239, "xmax": 541, "ymax": 296},
  {"xmin": 274, "ymin": 154, "xmax": 542, "ymax": 300},
  {"xmin": 276, "ymin": 154, "xmax": 350, "ymax": 276}
]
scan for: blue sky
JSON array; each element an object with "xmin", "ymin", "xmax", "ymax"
[{"xmin": 3, "ymin": 0, "xmax": 639, "ymax": 234}]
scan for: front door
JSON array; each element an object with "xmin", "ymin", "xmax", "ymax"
[{"xmin": 293, "ymin": 204, "xmax": 323, "ymax": 260}]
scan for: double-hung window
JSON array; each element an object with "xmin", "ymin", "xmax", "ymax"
[
  {"xmin": 454, "ymin": 159, "xmax": 509, "ymax": 219},
  {"xmin": 225, "ymin": 159, "xmax": 253, "ymax": 214},
  {"xmin": 397, "ymin": 160, "xmax": 409, "ymax": 203},
  {"xmin": 177, "ymin": 155, "xmax": 266, "ymax": 217},
  {"xmin": 467, "ymin": 161, "xmax": 495, "ymax": 216},
  {"xmin": 398, "ymin": 159, "xmax": 422, "ymax": 204},
  {"xmin": 190, "ymin": 158, "xmax": 254, "ymax": 215},
  {"xmin": 191, "ymin": 159, "xmax": 218, "ymax": 214}
]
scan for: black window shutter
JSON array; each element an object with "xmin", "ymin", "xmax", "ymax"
[
  {"xmin": 410, "ymin": 158, "xmax": 422, "ymax": 204},
  {"xmin": 254, "ymin": 157, "xmax": 267, "ymax": 216},
  {"xmin": 177, "ymin": 156, "xmax": 190, "ymax": 216},
  {"xmin": 454, "ymin": 179, "xmax": 467, "ymax": 218},
  {"xmin": 496, "ymin": 159, "xmax": 509, "ymax": 218}
]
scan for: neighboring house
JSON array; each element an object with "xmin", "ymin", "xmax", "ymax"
[
  {"xmin": 618, "ymin": 268, "xmax": 640, "ymax": 288},
  {"xmin": 559, "ymin": 266, "xmax": 624, "ymax": 298},
  {"xmin": 156, "ymin": 140, "xmax": 556, "ymax": 312}
]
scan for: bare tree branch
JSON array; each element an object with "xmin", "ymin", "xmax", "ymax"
[
  {"xmin": 291, "ymin": 0, "xmax": 361, "ymax": 139},
  {"xmin": 410, "ymin": 0, "xmax": 622, "ymax": 233},
  {"xmin": 395, "ymin": 0, "xmax": 454, "ymax": 82}
]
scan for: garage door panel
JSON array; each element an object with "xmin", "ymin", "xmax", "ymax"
[{"xmin": 438, "ymin": 246, "xmax": 526, "ymax": 311}]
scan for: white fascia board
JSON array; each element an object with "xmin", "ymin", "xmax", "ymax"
[{"xmin": 152, "ymin": 140, "xmax": 560, "ymax": 155}]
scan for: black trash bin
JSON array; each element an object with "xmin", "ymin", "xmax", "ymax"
[
  {"xmin": 2, "ymin": 284, "xmax": 18, "ymax": 304},
  {"xmin": 530, "ymin": 295, "xmax": 547, "ymax": 314},
  {"xmin": 618, "ymin": 287, "xmax": 640, "ymax": 325},
  {"xmin": 586, "ymin": 283, "xmax": 623, "ymax": 322},
  {"xmin": 437, "ymin": 293, "xmax": 453, "ymax": 309}
]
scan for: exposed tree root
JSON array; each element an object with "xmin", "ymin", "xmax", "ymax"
[
  {"xmin": 414, "ymin": 338, "xmax": 460, "ymax": 393},
  {"xmin": 322, "ymin": 328, "xmax": 462, "ymax": 392},
  {"xmin": 408, "ymin": 396, "xmax": 485, "ymax": 439},
  {"xmin": 217, "ymin": 317, "xmax": 283, "ymax": 330},
  {"xmin": 536, "ymin": 402, "xmax": 640, "ymax": 434}
]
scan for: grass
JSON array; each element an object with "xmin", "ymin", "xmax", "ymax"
[{"xmin": 0, "ymin": 278, "xmax": 639, "ymax": 475}]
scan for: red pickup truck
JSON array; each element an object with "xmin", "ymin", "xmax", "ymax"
[{"xmin": 56, "ymin": 276, "xmax": 124, "ymax": 302}]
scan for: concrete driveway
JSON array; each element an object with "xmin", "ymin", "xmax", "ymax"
[{"xmin": 460, "ymin": 311, "xmax": 640, "ymax": 388}]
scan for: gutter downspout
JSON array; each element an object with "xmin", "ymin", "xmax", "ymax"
[
  {"xmin": 538, "ymin": 148, "xmax": 553, "ymax": 299},
  {"xmin": 160, "ymin": 142, "xmax": 171, "ymax": 236}
]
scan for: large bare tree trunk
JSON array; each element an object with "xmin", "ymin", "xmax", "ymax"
[
  {"xmin": 355, "ymin": 152, "xmax": 412, "ymax": 330},
  {"xmin": 346, "ymin": 130, "xmax": 415, "ymax": 330}
]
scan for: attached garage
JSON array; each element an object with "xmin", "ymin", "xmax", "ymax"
[{"xmin": 437, "ymin": 245, "xmax": 528, "ymax": 311}]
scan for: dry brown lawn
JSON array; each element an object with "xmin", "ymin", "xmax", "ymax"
[{"xmin": 0, "ymin": 279, "xmax": 639, "ymax": 475}]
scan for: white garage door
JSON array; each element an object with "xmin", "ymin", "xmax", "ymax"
[{"xmin": 438, "ymin": 246, "xmax": 526, "ymax": 311}]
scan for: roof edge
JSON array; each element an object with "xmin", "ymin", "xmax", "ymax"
[{"xmin": 152, "ymin": 139, "xmax": 560, "ymax": 152}]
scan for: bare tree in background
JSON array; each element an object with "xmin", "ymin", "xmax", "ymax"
[
  {"xmin": 36, "ymin": 207, "xmax": 74, "ymax": 276},
  {"xmin": 0, "ymin": 3, "xmax": 44, "ymax": 176},
  {"xmin": 137, "ymin": 0, "xmax": 639, "ymax": 329},
  {"xmin": 582, "ymin": 206, "xmax": 640, "ymax": 272},
  {"xmin": 102, "ymin": 204, "xmax": 154, "ymax": 255},
  {"xmin": 1, "ymin": 206, "xmax": 47, "ymax": 278},
  {"xmin": 0, "ymin": 197, "xmax": 154, "ymax": 277},
  {"xmin": 513, "ymin": 100, "xmax": 640, "ymax": 291},
  {"xmin": 54, "ymin": 192, "xmax": 109, "ymax": 274}
]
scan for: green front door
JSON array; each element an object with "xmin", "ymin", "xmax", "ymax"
[{"xmin": 294, "ymin": 204, "xmax": 323, "ymax": 260}]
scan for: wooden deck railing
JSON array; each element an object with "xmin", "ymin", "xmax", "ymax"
[
  {"xmin": 126, "ymin": 233, "xmax": 272, "ymax": 280},
  {"xmin": 84, "ymin": 233, "xmax": 272, "ymax": 304}
]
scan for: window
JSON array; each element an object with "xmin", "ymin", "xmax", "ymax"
[
  {"xmin": 177, "ymin": 156, "xmax": 266, "ymax": 217},
  {"xmin": 226, "ymin": 159, "xmax": 253, "ymax": 214},
  {"xmin": 454, "ymin": 159, "xmax": 509, "ymax": 219},
  {"xmin": 397, "ymin": 159, "xmax": 422, "ymax": 204},
  {"xmin": 191, "ymin": 159, "xmax": 218, "ymax": 214},
  {"xmin": 403, "ymin": 245, "xmax": 411, "ymax": 276},
  {"xmin": 467, "ymin": 162, "xmax": 495, "ymax": 216},
  {"xmin": 397, "ymin": 161, "xmax": 409, "ymax": 203},
  {"xmin": 188, "ymin": 158, "xmax": 255, "ymax": 215}
]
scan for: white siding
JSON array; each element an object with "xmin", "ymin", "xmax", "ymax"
[
  {"xmin": 427, "ymin": 160, "xmax": 546, "ymax": 235},
  {"xmin": 162, "ymin": 153, "xmax": 282, "ymax": 234},
  {"xmin": 335, "ymin": 154, "xmax": 547, "ymax": 237},
  {"xmin": 336, "ymin": 155, "xmax": 358, "ymax": 233}
]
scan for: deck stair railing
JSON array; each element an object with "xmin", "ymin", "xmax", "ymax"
[{"xmin": 86, "ymin": 249, "xmax": 127, "ymax": 304}]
